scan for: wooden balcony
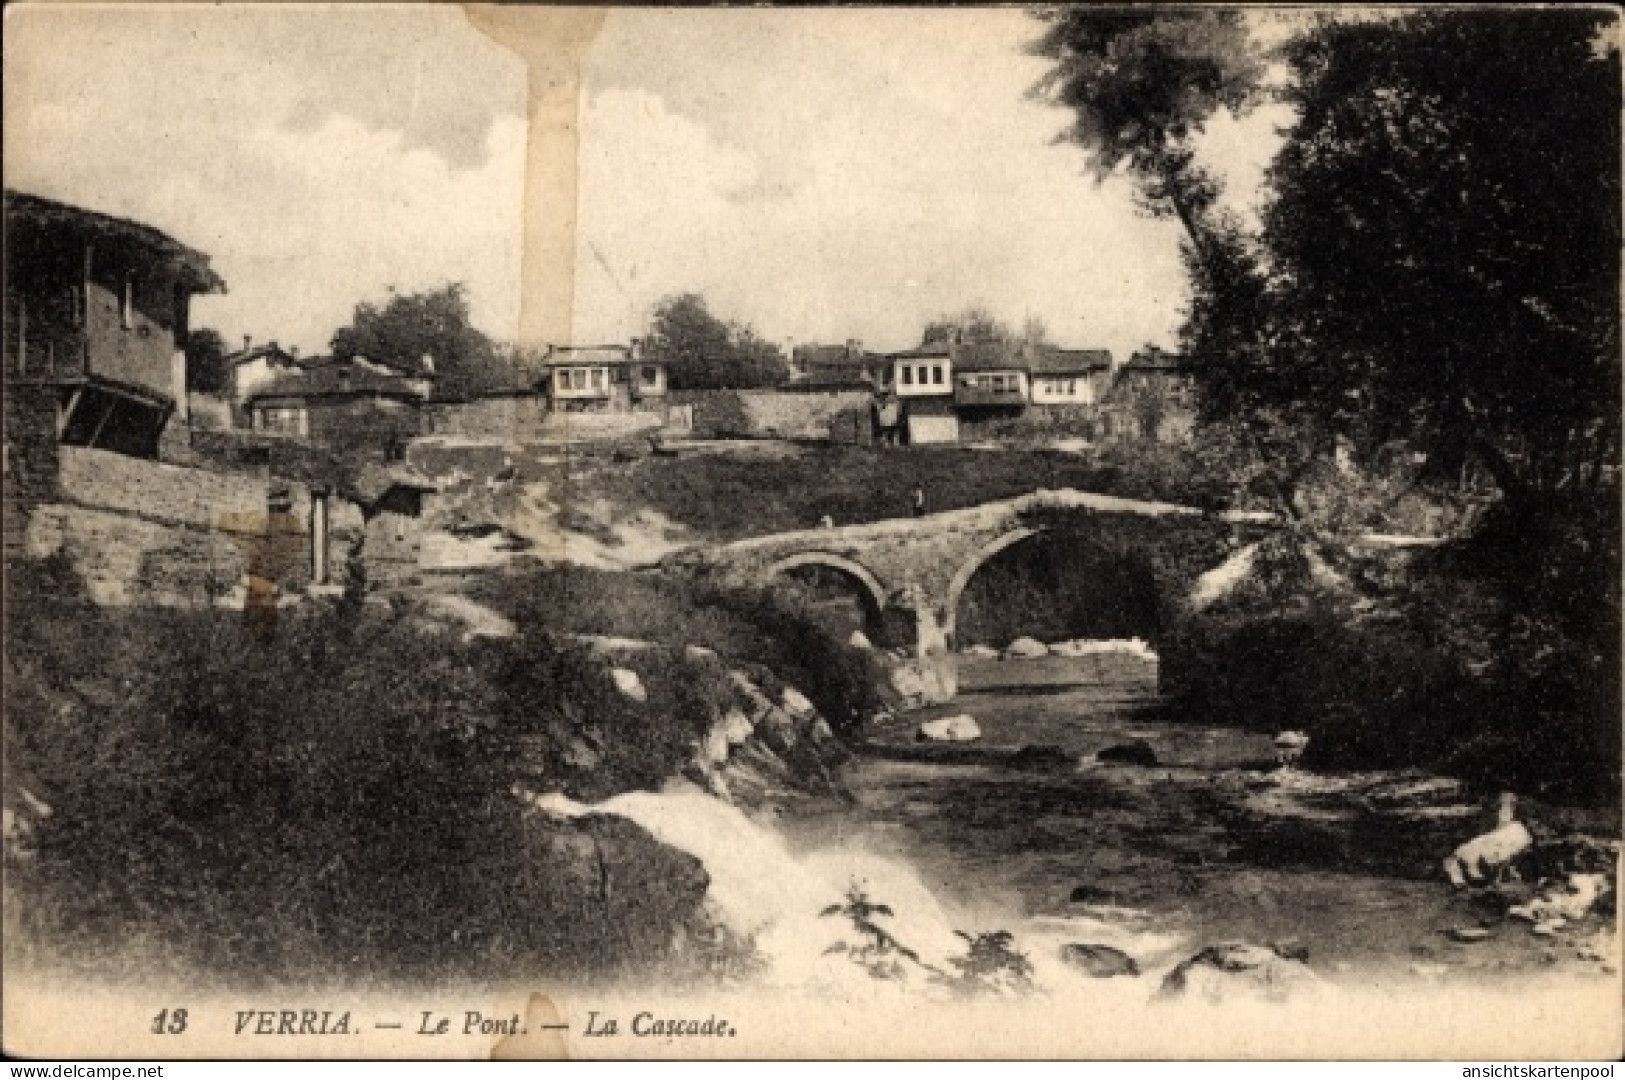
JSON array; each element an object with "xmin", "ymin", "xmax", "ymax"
[
  {"xmin": 4, "ymin": 329, "xmax": 89, "ymax": 384},
  {"xmin": 954, "ymin": 384, "xmax": 1027, "ymax": 408}
]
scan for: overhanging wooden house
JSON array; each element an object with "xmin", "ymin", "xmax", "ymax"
[{"xmin": 4, "ymin": 190, "xmax": 227, "ymax": 459}]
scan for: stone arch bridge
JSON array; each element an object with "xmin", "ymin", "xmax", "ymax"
[{"xmin": 673, "ymin": 489, "xmax": 1276, "ymax": 700}]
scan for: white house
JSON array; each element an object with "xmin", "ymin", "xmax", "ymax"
[
  {"xmin": 1028, "ymin": 347, "xmax": 1113, "ymax": 406},
  {"xmin": 884, "ymin": 343, "xmax": 954, "ymax": 399}
]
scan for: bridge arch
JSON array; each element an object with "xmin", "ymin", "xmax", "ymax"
[
  {"xmin": 942, "ymin": 526, "xmax": 1040, "ymax": 645},
  {"xmin": 762, "ymin": 551, "xmax": 890, "ymax": 616}
]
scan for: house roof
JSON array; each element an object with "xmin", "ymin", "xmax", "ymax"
[
  {"xmin": 5, "ymin": 190, "xmax": 227, "ymax": 294},
  {"xmin": 536, "ymin": 345, "xmax": 638, "ymax": 367},
  {"xmin": 225, "ymin": 344, "xmax": 301, "ymax": 368},
  {"xmin": 1122, "ymin": 347, "xmax": 1187, "ymax": 373},
  {"xmin": 1029, "ymin": 347, "xmax": 1113, "ymax": 375},
  {"xmin": 243, "ymin": 362, "xmax": 426, "ymax": 404},
  {"xmin": 952, "ymin": 341, "xmax": 1026, "ymax": 371},
  {"xmin": 887, "ymin": 343, "xmax": 953, "ymax": 360}
]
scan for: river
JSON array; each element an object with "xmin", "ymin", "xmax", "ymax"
[{"xmin": 574, "ymin": 676, "xmax": 1617, "ymax": 1056}]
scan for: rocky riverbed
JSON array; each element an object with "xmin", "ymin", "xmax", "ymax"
[{"xmin": 771, "ymin": 685, "xmax": 1619, "ymax": 994}]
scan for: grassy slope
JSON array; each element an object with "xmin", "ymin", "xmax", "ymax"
[{"xmin": 578, "ymin": 443, "xmax": 1227, "ymax": 543}]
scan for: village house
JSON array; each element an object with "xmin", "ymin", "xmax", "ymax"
[
  {"xmin": 952, "ymin": 341, "xmax": 1030, "ymax": 416},
  {"xmin": 1028, "ymin": 347, "xmax": 1113, "ymax": 406},
  {"xmin": 241, "ymin": 356, "xmax": 429, "ymax": 459},
  {"xmin": 4, "ymin": 190, "xmax": 227, "ymax": 460},
  {"xmin": 790, "ymin": 340, "xmax": 883, "ymax": 388},
  {"xmin": 877, "ymin": 341, "xmax": 957, "ymax": 445},
  {"xmin": 536, "ymin": 342, "xmax": 667, "ymax": 412},
  {"xmin": 1100, "ymin": 346, "xmax": 1197, "ymax": 443},
  {"xmin": 225, "ymin": 336, "xmax": 303, "ymax": 408}
]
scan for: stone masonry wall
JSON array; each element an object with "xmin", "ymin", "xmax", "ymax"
[{"xmin": 18, "ymin": 446, "xmax": 364, "ymax": 608}]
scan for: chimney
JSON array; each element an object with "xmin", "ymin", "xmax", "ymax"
[
  {"xmin": 243, "ymin": 334, "xmax": 252, "ymax": 352},
  {"xmin": 629, "ymin": 337, "xmax": 643, "ymax": 360},
  {"xmin": 846, "ymin": 338, "xmax": 860, "ymax": 356},
  {"xmin": 290, "ymin": 345, "xmax": 300, "ymax": 360}
]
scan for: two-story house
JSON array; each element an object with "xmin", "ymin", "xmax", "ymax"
[
  {"xmin": 952, "ymin": 341, "xmax": 1030, "ymax": 416},
  {"xmin": 878, "ymin": 341, "xmax": 957, "ymax": 444},
  {"xmin": 536, "ymin": 342, "xmax": 667, "ymax": 412},
  {"xmin": 791, "ymin": 340, "xmax": 883, "ymax": 388},
  {"xmin": 1029, "ymin": 347, "xmax": 1113, "ymax": 407},
  {"xmin": 1101, "ymin": 346, "xmax": 1197, "ymax": 443},
  {"xmin": 241, "ymin": 356, "xmax": 429, "ymax": 459},
  {"xmin": 4, "ymin": 191, "xmax": 227, "ymax": 459}
]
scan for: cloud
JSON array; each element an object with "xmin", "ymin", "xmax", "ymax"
[
  {"xmin": 570, "ymin": 8, "xmax": 1193, "ymax": 359},
  {"xmin": 4, "ymin": 5, "xmax": 526, "ymax": 353}
]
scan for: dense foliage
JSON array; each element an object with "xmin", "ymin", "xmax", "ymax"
[
  {"xmin": 3, "ymin": 561, "xmax": 881, "ymax": 985},
  {"xmin": 1256, "ymin": 11, "xmax": 1620, "ymax": 503},
  {"xmin": 329, "ymin": 283, "xmax": 513, "ymax": 400},
  {"xmin": 645, "ymin": 293, "xmax": 789, "ymax": 390},
  {"xmin": 1033, "ymin": 9, "xmax": 1620, "ymax": 803},
  {"xmin": 183, "ymin": 327, "xmax": 230, "ymax": 395}
]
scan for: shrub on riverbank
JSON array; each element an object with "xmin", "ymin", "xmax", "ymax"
[
  {"xmin": 1162, "ymin": 503, "xmax": 1621, "ymax": 807},
  {"xmin": 468, "ymin": 566, "xmax": 894, "ymax": 738},
  {"xmin": 3, "ymin": 594, "xmax": 723, "ymax": 987}
]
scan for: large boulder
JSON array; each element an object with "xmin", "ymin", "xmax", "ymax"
[
  {"xmin": 1096, "ymin": 740, "xmax": 1159, "ymax": 767},
  {"xmin": 1444, "ymin": 821, "xmax": 1533, "ymax": 889},
  {"xmin": 610, "ymin": 667, "xmax": 647, "ymax": 703},
  {"xmin": 1157, "ymin": 942, "xmax": 1322, "ymax": 1005},
  {"xmin": 780, "ymin": 687, "xmax": 816, "ymax": 718},
  {"xmin": 848, "ymin": 630, "xmax": 873, "ymax": 650},
  {"xmin": 917, "ymin": 715, "xmax": 981, "ymax": 743},
  {"xmin": 1061, "ymin": 943, "xmax": 1140, "ymax": 978},
  {"xmin": 1508, "ymin": 872, "xmax": 1612, "ymax": 924},
  {"xmin": 1004, "ymin": 637, "xmax": 1050, "ymax": 659},
  {"xmin": 963, "ymin": 644, "xmax": 1000, "ymax": 659},
  {"xmin": 530, "ymin": 812, "xmax": 711, "ymax": 975}
]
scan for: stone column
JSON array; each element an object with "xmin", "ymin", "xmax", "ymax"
[{"xmin": 901, "ymin": 581, "xmax": 958, "ymax": 703}]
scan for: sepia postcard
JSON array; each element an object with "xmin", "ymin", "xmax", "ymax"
[{"xmin": 2, "ymin": 2, "xmax": 1621, "ymax": 1062}]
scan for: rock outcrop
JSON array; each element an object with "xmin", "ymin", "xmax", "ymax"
[{"xmin": 1157, "ymin": 942, "xmax": 1322, "ymax": 1004}]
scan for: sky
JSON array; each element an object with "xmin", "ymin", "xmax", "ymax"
[{"xmin": 4, "ymin": 5, "xmax": 1286, "ymax": 361}]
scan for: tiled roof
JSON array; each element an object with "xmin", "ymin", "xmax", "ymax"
[
  {"xmin": 5, "ymin": 190, "xmax": 226, "ymax": 294},
  {"xmin": 952, "ymin": 341, "xmax": 1025, "ymax": 371},
  {"xmin": 794, "ymin": 344, "xmax": 853, "ymax": 365},
  {"xmin": 538, "ymin": 345, "xmax": 636, "ymax": 366},
  {"xmin": 1122, "ymin": 348, "xmax": 1187, "ymax": 372},
  {"xmin": 244, "ymin": 362, "xmax": 425, "ymax": 403},
  {"xmin": 1028, "ymin": 348, "xmax": 1112, "ymax": 375},
  {"xmin": 225, "ymin": 344, "xmax": 300, "ymax": 368},
  {"xmin": 887, "ymin": 342, "xmax": 953, "ymax": 360}
]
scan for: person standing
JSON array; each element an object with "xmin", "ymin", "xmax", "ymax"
[{"xmin": 911, "ymin": 485, "xmax": 926, "ymax": 518}]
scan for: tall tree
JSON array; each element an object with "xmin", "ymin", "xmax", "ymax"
[
  {"xmin": 1028, "ymin": 9, "xmax": 1291, "ymax": 508},
  {"xmin": 184, "ymin": 327, "xmax": 230, "ymax": 395},
  {"xmin": 1028, "ymin": 8, "xmax": 1265, "ymax": 255},
  {"xmin": 330, "ymin": 283, "xmax": 512, "ymax": 399},
  {"xmin": 645, "ymin": 293, "xmax": 788, "ymax": 390},
  {"xmin": 1260, "ymin": 10, "xmax": 1620, "ymax": 505}
]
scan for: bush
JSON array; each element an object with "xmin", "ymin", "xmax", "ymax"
[
  {"xmin": 4, "ymin": 598, "xmax": 714, "ymax": 986},
  {"xmin": 1164, "ymin": 601, "xmax": 1619, "ymax": 804},
  {"xmin": 470, "ymin": 567, "xmax": 894, "ymax": 737}
]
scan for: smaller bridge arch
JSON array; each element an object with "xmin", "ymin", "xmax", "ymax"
[
  {"xmin": 762, "ymin": 551, "xmax": 891, "ymax": 616},
  {"xmin": 942, "ymin": 526, "xmax": 1040, "ymax": 645}
]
